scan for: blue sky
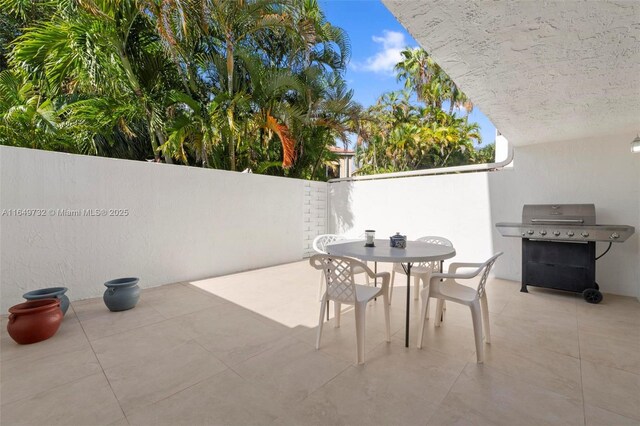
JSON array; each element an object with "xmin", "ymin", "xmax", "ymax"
[{"xmin": 319, "ymin": 0, "xmax": 497, "ymax": 146}]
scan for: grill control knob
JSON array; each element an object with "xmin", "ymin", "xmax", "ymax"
[
  {"xmin": 553, "ymin": 231, "xmax": 561, "ymax": 236},
  {"xmin": 581, "ymin": 232, "xmax": 589, "ymax": 238},
  {"xmin": 566, "ymin": 231, "xmax": 575, "ymax": 237},
  {"xmin": 610, "ymin": 233, "xmax": 620, "ymax": 240},
  {"xmin": 527, "ymin": 230, "xmax": 534, "ymax": 235},
  {"xmin": 539, "ymin": 230, "xmax": 547, "ymax": 236}
]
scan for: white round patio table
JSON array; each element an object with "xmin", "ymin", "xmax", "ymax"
[{"xmin": 327, "ymin": 239, "xmax": 456, "ymax": 348}]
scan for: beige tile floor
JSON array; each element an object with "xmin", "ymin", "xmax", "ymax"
[{"xmin": 1, "ymin": 260, "xmax": 639, "ymax": 426}]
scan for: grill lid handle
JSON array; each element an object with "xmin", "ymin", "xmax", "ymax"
[{"xmin": 530, "ymin": 219, "xmax": 584, "ymax": 223}]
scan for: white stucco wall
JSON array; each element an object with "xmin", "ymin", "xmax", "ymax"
[
  {"xmin": 0, "ymin": 146, "xmax": 315, "ymax": 311},
  {"xmin": 2, "ymin": 133, "xmax": 638, "ymax": 313},
  {"xmin": 329, "ymin": 133, "xmax": 640, "ymax": 298},
  {"xmin": 329, "ymin": 172, "xmax": 496, "ymax": 263}
]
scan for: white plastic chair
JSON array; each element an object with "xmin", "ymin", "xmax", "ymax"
[
  {"xmin": 389, "ymin": 236, "xmax": 453, "ymax": 307},
  {"xmin": 310, "ymin": 254, "xmax": 391, "ymax": 364},
  {"xmin": 417, "ymin": 252, "xmax": 502, "ymax": 363},
  {"xmin": 312, "ymin": 234, "xmax": 370, "ymax": 300}
]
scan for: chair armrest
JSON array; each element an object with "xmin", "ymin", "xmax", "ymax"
[
  {"xmin": 447, "ymin": 262, "xmax": 485, "ymax": 275},
  {"xmin": 430, "ymin": 268, "xmax": 482, "ymax": 283},
  {"xmin": 433, "ymin": 253, "xmax": 503, "ymax": 285},
  {"xmin": 448, "ymin": 262, "xmax": 483, "ymax": 270},
  {"xmin": 351, "ymin": 261, "xmax": 384, "ymax": 280},
  {"xmin": 373, "ymin": 272, "xmax": 390, "ymax": 289}
]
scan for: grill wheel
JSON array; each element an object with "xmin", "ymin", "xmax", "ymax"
[{"xmin": 583, "ymin": 287, "xmax": 603, "ymax": 304}]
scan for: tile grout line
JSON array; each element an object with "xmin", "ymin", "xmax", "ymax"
[
  {"xmin": 220, "ymin": 341, "xmax": 354, "ymax": 395},
  {"xmin": 273, "ymin": 359, "xmax": 354, "ymax": 409},
  {"xmin": 76, "ymin": 301, "xmax": 170, "ymax": 342},
  {"xmin": 423, "ymin": 360, "xmax": 470, "ymax": 426},
  {"xmin": 7, "ymin": 275, "xmax": 634, "ymax": 426},
  {"xmin": 75, "ymin": 297, "xmax": 233, "ymax": 422},
  {"xmin": 122, "ymin": 341, "xmax": 232, "ymax": 420},
  {"xmin": 489, "ymin": 295, "xmax": 586, "ymax": 406},
  {"xmin": 218, "ymin": 333, "xmax": 364, "ymax": 421},
  {"xmin": 80, "ymin": 284, "xmax": 229, "ymax": 344},
  {"xmin": 70, "ymin": 302, "xmax": 129, "ymax": 424},
  {"xmin": 0, "ymin": 314, "xmax": 105, "ymax": 408},
  {"xmin": 575, "ymin": 298, "xmax": 587, "ymax": 426},
  {"xmin": 573, "ymin": 301, "xmax": 640, "ymax": 422},
  {"xmin": 439, "ymin": 292, "xmax": 586, "ymax": 405},
  {"xmin": 190, "ymin": 338, "xmax": 243, "ymax": 373},
  {"xmin": 85, "ymin": 315, "xmax": 172, "ymax": 343},
  {"xmin": 187, "ymin": 318, "xmax": 291, "ymax": 368}
]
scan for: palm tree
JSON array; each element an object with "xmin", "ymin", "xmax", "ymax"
[
  {"xmin": 206, "ymin": 0, "xmax": 291, "ymax": 170},
  {"xmin": 11, "ymin": 0, "xmax": 180, "ymax": 162},
  {"xmin": 0, "ymin": 70, "xmax": 68, "ymax": 150},
  {"xmin": 288, "ymin": 0, "xmax": 350, "ymax": 71},
  {"xmin": 418, "ymin": 109, "xmax": 481, "ymax": 167},
  {"xmin": 3, "ymin": 0, "xmax": 359, "ymax": 180},
  {"xmin": 355, "ymin": 87, "xmax": 482, "ymax": 174},
  {"xmin": 395, "ymin": 47, "xmax": 473, "ymax": 115}
]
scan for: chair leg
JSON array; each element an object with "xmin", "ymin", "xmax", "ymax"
[
  {"xmin": 334, "ymin": 302, "xmax": 341, "ymax": 328},
  {"xmin": 480, "ymin": 293, "xmax": 491, "ymax": 344},
  {"xmin": 354, "ymin": 303, "xmax": 366, "ymax": 364},
  {"xmin": 470, "ymin": 301, "xmax": 484, "ymax": 363},
  {"xmin": 417, "ymin": 291, "xmax": 429, "ymax": 349},
  {"xmin": 318, "ymin": 271, "xmax": 325, "ymax": 302},
  {"xmin": 417, "ymin": 272, "xmax": 433, "ymax": 319},
  {"xmin": 424, "ymin": 281, "xmax": 431, "ymax": 320},
  {"xmin": 316, "ymin": 295, "xmax": 327, "ymax": 350},
  {"xmin": 425, "ymin": 297, "xmax": 430, "ymax": 320},
  {"xmin": 382, "ymin": 290, "xmax": 391, "ymax": 342},
  {"xmin": 435, "ymin": 299, "xmax": 444, "ymax": 327},
  {"xmin": 413, "ymin": 275, "xmax": 420, "ymax": 300},
  {"xmin": 389, "ymin": 270, "xmax": 396, "ymax": 305}
]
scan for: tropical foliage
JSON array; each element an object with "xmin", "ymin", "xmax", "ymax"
[
  {"xmin": 354, "ymin": 48, "xmax": 493, "ymax": 175},
  {"xmin": 0, "ymin": 0, "xmax": 360, "ymax": 179},
  {"xmin": 0, "ymin": 1, "xmax": 493, "ymax": 179}
]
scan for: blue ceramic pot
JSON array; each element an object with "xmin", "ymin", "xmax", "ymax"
[
  {"xmin": 23, "ymin": 287, "xmax": 70, "ymax": 315},
  {"xmin": 103, "ymin": 278, "xmax": 140, "ymax": 312}
]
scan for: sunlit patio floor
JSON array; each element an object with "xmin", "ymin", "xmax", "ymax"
[{"xmin": 2, "ymin": 260, "xmax": 639, "ymax": 425}]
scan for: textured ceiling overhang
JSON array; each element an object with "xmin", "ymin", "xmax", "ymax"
[{"xmin": 382, "ymin": 0, "xmax": 640, "ymax": 146}]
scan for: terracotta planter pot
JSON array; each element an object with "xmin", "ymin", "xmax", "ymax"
[
  {"xmin": 7, "ymin": 299, "xmax": 63, "ymax": 345},
  {"xmin": 103, "ymin": 277, "xmax": 140, "ymax": 312},
  {"xmin": 23, "ymin": 287, "xmax": 70, "ymax": 315}
]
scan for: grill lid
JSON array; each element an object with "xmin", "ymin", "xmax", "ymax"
[{"xmin": 523, "ymin": 204, "xmax": 595, "ymax": 225}]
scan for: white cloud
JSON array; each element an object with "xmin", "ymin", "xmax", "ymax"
[
  {"xmin": 452, "ymin": 105, "xmax": 468, "ymax": 115},
  {"xmin": 351, "ymin": 31, "xmax": 409, "ymax": 74}
]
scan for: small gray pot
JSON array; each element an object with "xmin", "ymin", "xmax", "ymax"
[
  {"xmin": 103, "ymin": 278, "xmax": 140, "ymax": 312},
  {"xmin": 23, "ymin": 287, "xmax": 70, "ymax": 315}
]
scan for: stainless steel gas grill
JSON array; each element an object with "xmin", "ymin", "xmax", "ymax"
[{"xmin": 495, "ymin": 204, "xmax": 635, "ymax": 303}]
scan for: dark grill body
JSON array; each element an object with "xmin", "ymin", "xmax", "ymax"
[{"xmin": 496, "ymin": 204, "xmax": 635, "ymax": 303}]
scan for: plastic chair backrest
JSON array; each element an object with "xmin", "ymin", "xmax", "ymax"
[
  {"xmin": 416, "ymin": 236, "xmax": 453, "ymax": 270},
  {"xmin": 310, "ymin": 254, "xmax": 367, "ymax": 303},
  {"xmin": 417, "ymin": 236, "xmax": 453, "ymax": 246},
  {"xmin": 476, "ymin": 252, "xmax": 503, "ymax": 298},
  {"xmin": 312, "ymin": 234, "xmax": 346, "ymax": 254}
]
